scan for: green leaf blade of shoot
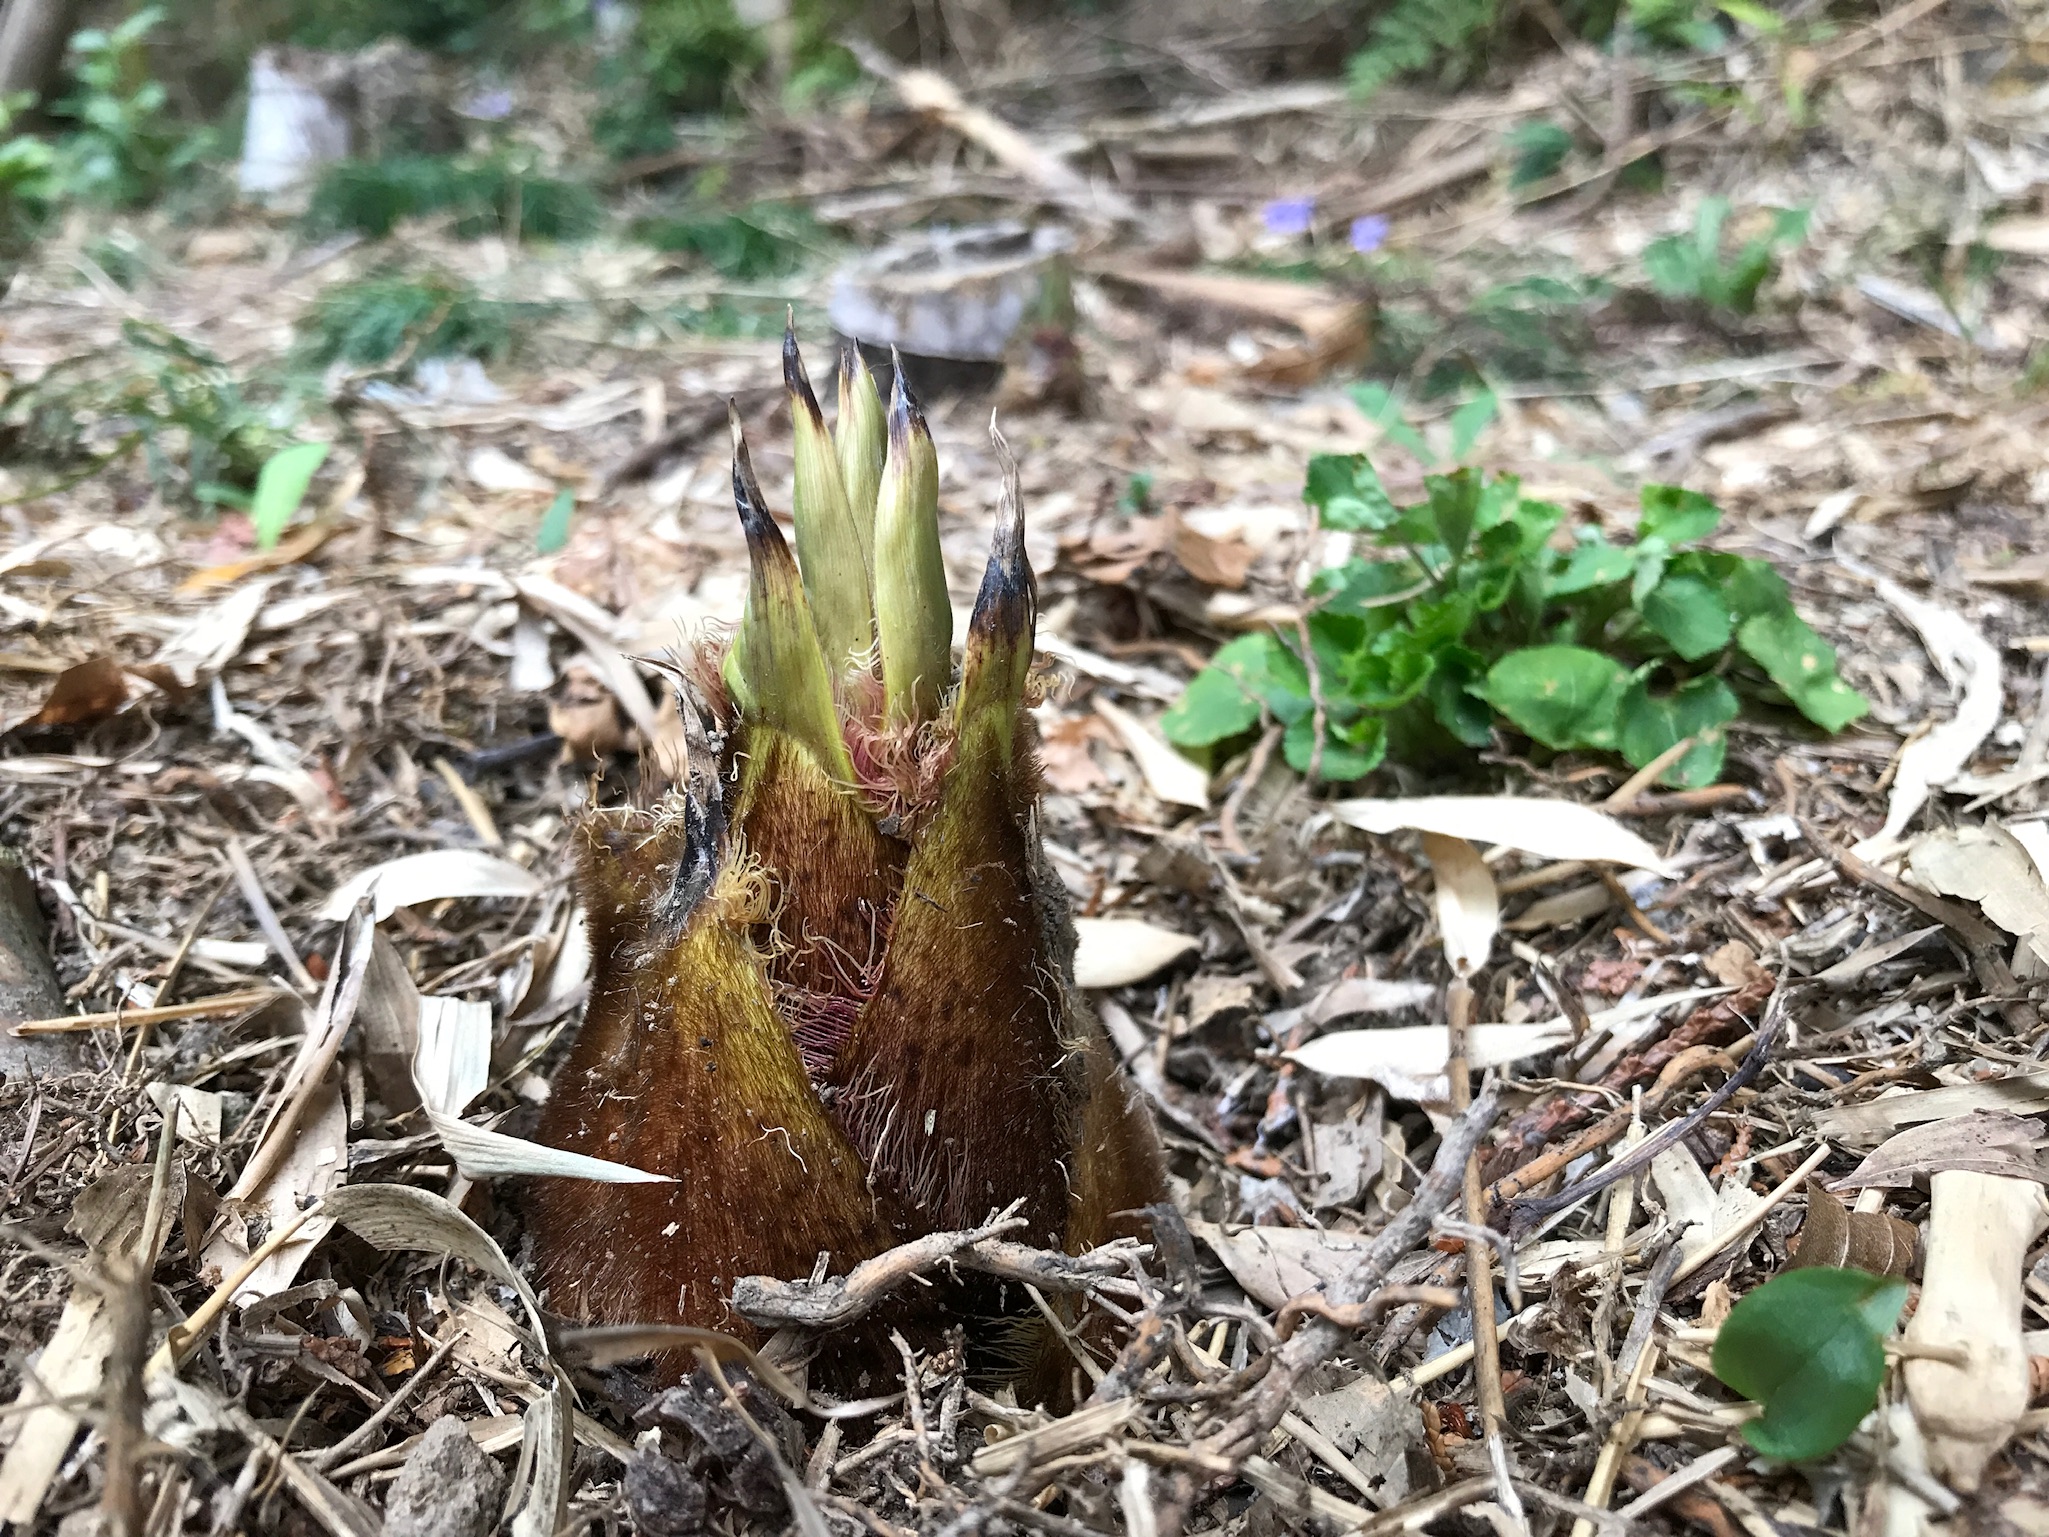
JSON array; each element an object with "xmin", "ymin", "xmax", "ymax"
[
  {"xmin": 835, "ymin": 338, "xmax": 885, "ymax": 542},
  {"xmin": 1642, "ymin": 573, "xmax": 1733, "ymax": 660},
  {"xmin": 728, "ymin": 410, "xmax": 854, "ymax": 783},
  {"xmin": 783, "ymin": 323, "xmax": 875, "ymax": 671},
  {"xmin": 536, "ymin": 487, "xmax": 575, "ymax": 554},
  {"xmin": 1481, "ymin": 645, "xmax": 1627, "ymax": 751},
  {"xmin": 1306, "ymin": 453, "xmax": 1401, "ymax": 533},
  {"xmin": 1711, "ymin": 1267, "xmax": 1907, "ymax": 1463},
  {"xmin": 872, "ymin": 361, "xmax": 951, "ymax": 726},
  {"xmin": 1639, "ymin": 484, "xmax": 1722, "ymax": 546},
  {"xmin": 956, "ymin": 431, "xmax": 1035, "ymax": 766},
  {"xmin": 1643, "ymin": 234, "xmax": 1702, "ymax": 300},
  {"xmin": 1619, "ymin": 674, "xmax": 1737, "ymax": 788},
  {"xmin": 1425, "ymin": 471, "xmax": 1481, "ymax": 559},
  {"xmin": 249, "ymin": 441, "xmax": 331, "ymax": 550},
  {"xmin": 1737, "ymin": 609, "xmax": 1870, "ymax": 731}
]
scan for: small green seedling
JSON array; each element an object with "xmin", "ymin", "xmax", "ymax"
[
  {"xmin": 536, "ymin": 487, "xmax": 575, "ymax": 554},
  {"xmin": 250, "ymin": 442, "xmax": 331, "ymax": 550},
  {"xmin": 1712, "ymin": 1267, "xmax": 1908, "ymax": 1462},
  {"xmin": 1644, "ymin": 197, "xmax": 1810, "ymax": 316},
  {"xmin": 1163, "ymin": 455, "xmax": 1868, "ymax": 784}
]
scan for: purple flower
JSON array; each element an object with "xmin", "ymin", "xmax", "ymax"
[
  {"xmin": 461, "ymin": 88, "xmax": 515, "ymax": 121},
  {"xmin": 1262, "ymin": 197, "xmax": 1316, "ymax": 237},
  {"xmin": 1350, "ymin": 214, "xmax": 1390, "ymax": 253}
]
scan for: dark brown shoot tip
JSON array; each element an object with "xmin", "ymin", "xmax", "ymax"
[
  {"xmin": 728, "ymin": 404, "xmax": 781, "ymax": 558},
  {"xmin": 783, "ymin": 316, "xmax": 824, "ymax": 422},
  {"xmin": 886, "ymin": 346, "xmax": 929, "ymax": 446},
  {"xmin": 968, "ymin": 419, "xmax": 1034, "ymax": 650}
]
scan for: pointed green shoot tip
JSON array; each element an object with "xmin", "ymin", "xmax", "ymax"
[
  {"xmin": 836, "ymin": 338, "xmax": 885, "ymax": 539},
  {"xmin": 873, "ymin": 356, "xmax": 951, "ymax": 726},
  {"xmin": 956, "ymin": 418, "xmax": 1035, "ymax": 757},
  {"xmin": 730, "ymin": 403, "xmax": 853, "ymax": 781},
  {"xmin": 784, "ymin": 322, "xmax": 875, "ymax": 672}
]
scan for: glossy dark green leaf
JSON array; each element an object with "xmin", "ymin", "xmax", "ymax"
[
  {"xmin": 1712, "ymin": 1267, "xmax": 1906, "ymax": 1462},
  {"xmin": 1283, "ymin": 711, "xmax": 1386, "ymax": 781},
  {"xmin": 1549, "ymin": 536, "xmax": 1635, "ymax": 598}
]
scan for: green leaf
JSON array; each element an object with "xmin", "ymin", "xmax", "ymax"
[
  {"xmin": 1549, "ymin": 536, "xmax": 1635, "ymax": 598},
  {"xmin": 1162, "ymin": 666, "xmax": 1262, "ymax": 747},
  {"xmin": 1619, "ymin": 675, "xmax": 1737, "ymax": 787},
  {"xmin": 1737, "ymin": 609, "xmax": 1870, "ymax": 731},
  {"xmin": 1350, "ymin": 382, "xmax": 1434, "ymax": 465},
  {"xmin": 1639, "ymin": 484, "xmax": 1721, "ymax": 547},
  {"xmin": 1424, "ymin": 470, "xmax": 1481, "ymax": 559},
  {"xmin": 1711, "ymin": 1267, "xmax": 1907, "ymax": 1463},
  {"xmin": 1283, "ymin": 712, "xmax": 1386, "ymax": 781},
  {"xmin": 1305, "ymin": 453, "xmax": 1400, "ymax": 532},
  {"xmin": 1162, "ymin": 633, "xmax": 1310, "ymax": 747},
  {"xmin": 249, "ymin": 441, "xmax": 330, "ymax": 551},
  {"xmin": 1427, "ymin": 646, "xmax": 1493, "ymax": 747},
  {"xmin": 1643, "ymin": 232, "xmax": 1703, "ymax": 300},
  {"xmin": 536, "ymin": 487, "xmax": 575, "ymax": 554},
  {"xmin": 1642, "ymin": 573, "xmax": 1733, "ymax": 660},
  {"xmin": 1448, "ymin": 391, "xmax": 1498, "ymax": 463},
  {"xmin": 1719, "ymin": 556, "xmax": 1792, "ymax": 619},
  {"xmin": 1480, "ymin": 645, "xmax": 1627, "ymax": 750}
]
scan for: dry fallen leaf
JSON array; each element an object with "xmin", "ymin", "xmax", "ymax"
[
  {"xmin": 1286, "ymin": 1022, "xmax": 1572, "ymax": 1103},
  {"xmin": 1856, "ymin": 578, "xmax": 2002, "ymax": 855},
  {"xmin": 1094, "ymin": 696, "xmax": 1209, "ymax": 810},
  {"xmin": 1838, "ymin": 1111, "xmax": 2049, "ymax": 1189},
  {"xmin": 1908, "ymin": 825, "xmax": 2049, "ymax": 970},
  {"xmin": 1188, "ymin": 1220, "xmax": 1378, "ymax": 1310},
  {"xmin": 1420, "ymin": 832, "xmax": 1499, "ymax": 977},
  {"xmin": 1329, "ymin": 795, "xmax": 1677, "ymax": 876},
  {"xmin": 1073, "ymin": 917, "xmax": 1199, "ymax": 988},
  {"xmin": 13, "ymin": 656, "xmax": 129, "ymax": 730},
  {"xmin": 317, "ymin": 850, "xmax": 545, "ymax": 922}
]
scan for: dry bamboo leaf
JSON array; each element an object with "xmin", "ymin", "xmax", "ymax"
[
  {"xmin": 1907, "ymin": 825, "xmax": 2049, "ymax": 970},
  {"xmin": 1855, "ymin": 579, "xmax": 2002, "ymax": 855},
  {"xmin": 1306, "ymin": 976, "xmax": 1437, "ymax": 1023},
  {"xmin": 150, "ymin": 578, "xmax": 278, "ymax": 689},
  {"xmin": 12, "ymin": 655, "xmax": 129, "ymax": 730},
  {"xmin": 1093, "ymin": 696, "xmax": 1210, "ymax": 809},
  {"xmin": 1286, "ymin": 1023, "xmax": 1571, "ymax": 1103},
  {"xmin": 1072, "ymin": 917, "xmax": 1199, "ymax": 988},
  {"xmin": 1329, "ymin": 795, "xmax": 1677, "ymax": 876},
  {"xmin": 512, "ymin": 574, "xmax": 659, "ymax": 739},
  {"xmin": 1187, "ymin": 1221, "xmax": 1377, "ymax": 1310},
  {"xmin": 412, "ymin": 996, "xmax": 670, "ymax": 1184},
  {"xmin": 1419, "ymin": 832, "xmax": 1499, "ymax": 976},
  {"xmin": 316, "ymin": 849, "xmax": 544, "ymax": 922},
  {"xmin": 200, "ymin": 1071, "xmax": 345, "ymax": 1303},
  {"xmin": 1837, "ymin": 1112, "xmax": 2049, "ymax": 1189},
  {"xmin": 1812, "ymin": 924, "xmax": 1945, "ymax": 986},
  {"xmin": 1817, "ymin": 1073, "xmax": 2049, "ymax": 1145},
  {"xmin": 1787, "ymin": 1180, "xmax": 1916, "ymax": 1276},
  {"xmin": 0, "ymin": 1289, "xmax": 116, "ymax": 1524}
]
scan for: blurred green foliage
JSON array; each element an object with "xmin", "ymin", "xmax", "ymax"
[{"xmin": 303, "ymin": 155, "xmax": 603, "ymax": 241}]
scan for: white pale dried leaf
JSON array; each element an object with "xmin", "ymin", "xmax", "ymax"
[
  {"xmin": 317, "ymin": 849, "xmax": 544, "ymax": 922},
  {"xmin": 1651, "ymin": 1142, "xmax": 1760, "ymax": 1267},
  {"xmin": 1908, "ymin": 825, "xmax": 2049, "ymax": 970},
  {"xmin": 143, "ymin": 1083, "xmax": 224, "ymax": 1143},
  {"xmin": 1329, "ymin": 795, "xmax": 1676, "ymax": 877},
  {"xmin": 0, "ymin": 1287, "xmax": 115, "ymax": 1524},
  {"xmin": 2008, "ymin": 820, "xmax": 2049, "ymax": 887},
  {"xmin": 467, "ymin": 445, "xmax": 555, "ymax": 494},
  {"xmin": 413, "ymin": 995, "xmax": 670, "ymax": 1184},
  {"xmin": 1420, "ymin": 832, "xmax": 1499, "ymax": 976},
  {"xmin": 1073, "ymin": 917, "xmax": 1199, "ymax": 988},
  {"xmin": 1188, "ymin": 1220, "xmax": 1376, "ymax": 1310},
  {"xmin": 1093, "ymin": 697, "xmax": 1210, "ymax": 809},
  {"xmin": 151, "ymin": 578, "xmax": 277, "ymax": 688},
  {"xmin": 1307, "ymin": 975, "xmax": 1437, "ymax": 1023},
  {"xmin": 202, "ymin": 1071, "xmax": 345, "ymax": 1304},
  {"xmin": 1286, "ymin": 1023, "xmax": 1571, "ymax": 1103},
  {"xmin": 1856, "ymin": 579, "xmax": 2003, "ymax": 855},
  {"xmin": 513, "ymin": 574, "xmax": 659, "ymax": 737}
]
